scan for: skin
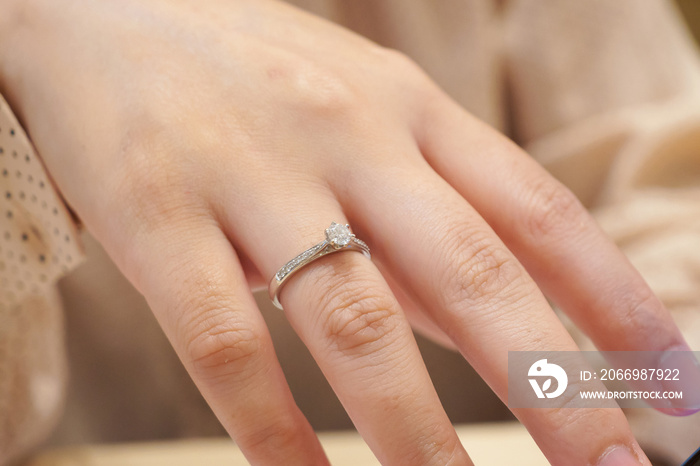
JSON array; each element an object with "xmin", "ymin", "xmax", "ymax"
[{"xmin": 0, "ymin": 0, "xmax": 691, "ymax": 464}]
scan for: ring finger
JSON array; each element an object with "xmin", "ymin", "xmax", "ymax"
[{"xmin": 221, "ymin": 187, "xmax": 471, "ymax": 466}]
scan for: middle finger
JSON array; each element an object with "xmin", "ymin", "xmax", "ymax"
[{"xmin": 339, "ymin": 157, "xmax": 649, "ymax": 466}]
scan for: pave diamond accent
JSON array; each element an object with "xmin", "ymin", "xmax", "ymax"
[
  {"xmin": 325, "ymin": 222, "xmax": 352, "ymax": 249},
  {"xmin": 270, "ymin": 221, "xmax": 371, "ymax": 309},
  {"xmin": 276, "ymin": 243, "xmax": 324, "ymax": 281},
  {"xmin": 353, "ymin": 237, "xmax": 368, "ymax": 250}
]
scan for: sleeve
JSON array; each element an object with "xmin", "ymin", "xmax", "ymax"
[{"xmin": 0, "ymin": 93, "xmax": 85, "ymax": 464}]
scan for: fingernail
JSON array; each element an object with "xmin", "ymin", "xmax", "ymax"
[
  {"xmin": 597, "ymin": 446, "xmax": 640, "ymax": 466},
  {"xmin": 659, "ymin": 345, "xmax": 700, "ymax": 414}
]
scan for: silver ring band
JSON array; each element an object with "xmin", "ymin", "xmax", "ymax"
[{"xmin": 268, "ymin": 222, "xmax": 371, "ymax": 309}]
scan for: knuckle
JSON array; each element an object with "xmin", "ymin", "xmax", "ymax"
[
  {"xmin": 438, "ymin": 225, "xmax": 524, "ymax": 306},
  {"xmin": 182, "ymin": 301, "xmax": 262, "ymax": 383},
  {"xmin": 238, "ymin": 417, "xmax": 305, "ymax": 454},
  {"xmin": 372, "ymin": 46, "xmax": 439, "ymax": 103},
  {"xmin": 377, "ymin": 47, "xmax": 431, "ymax": 85},
  {"xmin": 187, "ymin": 323, "xmax": 262, "ymax": 383},
  {"xmin": 549, "ymin": 403, "xmax": 599, "ymax": 435},
  {"xmin": 314, "ymin": 275, "xmax": 401, "ymax": 355},
  {"xmin": 407, "ymin": 425, "xmax": 465, "ymax": 466},
  {"xmin": 547, "ymin": 395, "xmax": 614, "ymax": 440},
  {"xmin": 522, "ymin": 177, "xmax": 585, "ymax": 241},
  {"xmin": 541, "ymin": 396, "xmax": 632, "ymax": 466},
  {"xmin": 542, "ymin": 372, "xmax": 625, "ymax": 434},
  {"xmin": 274, "ymin": 59, "xmax": 359, "ymax": 118},
  {"xmin": 610, "ymin": 286, "xmax": 665, "ymax": 341}
]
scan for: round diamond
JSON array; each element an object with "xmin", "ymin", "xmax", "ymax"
[{"xmin": 325, "ymin": 222, "xmax": 352, "ymax": 248}]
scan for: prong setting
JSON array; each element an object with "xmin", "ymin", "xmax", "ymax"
[
  {"xmin": 270, "ymin": 222, "xmax": 371, "ymax": 309},
  {"xmin": 325, "ymin": 222, "xmax": 353, "ymax": 249}
]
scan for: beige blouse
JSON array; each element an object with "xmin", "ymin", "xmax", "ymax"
[{"xmin": 2, "ymin": 0, "xmax": 700, "ymax": 464}]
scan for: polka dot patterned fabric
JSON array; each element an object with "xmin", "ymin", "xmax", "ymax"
[
  {"xmin": 0, "ymin": 95, "xmax": 83, "ymax": 306},
  {"xmin": 0, "ymin": 93, "xmax": 83, "ymax": 464}
]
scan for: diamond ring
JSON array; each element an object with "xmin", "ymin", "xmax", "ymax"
[{"xmin": 268, "ymin": 222, "xmax": 371, "ymax": 309}]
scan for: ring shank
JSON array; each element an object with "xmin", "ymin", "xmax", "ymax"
[{"xmin": 268, "ymin": 237, "xmax": 370, "ymax": 309}]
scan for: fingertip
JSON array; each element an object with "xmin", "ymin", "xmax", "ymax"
[
  {"xmin": 654, "ymin": 406, "xmax": 700, "ymax": 417},
  {"xmin": 597, "ymin": 445, "xmax": 644, "ymax": 466}
]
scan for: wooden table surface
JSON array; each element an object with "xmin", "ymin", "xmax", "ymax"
[{"xmin": 26, "ymin": 422, "xmax": 548, "ymax": 465}]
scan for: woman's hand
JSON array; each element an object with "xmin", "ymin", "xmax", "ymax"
[{"xmin": 1, "ymin": 0, "xmax": 690, "ymax": 464}]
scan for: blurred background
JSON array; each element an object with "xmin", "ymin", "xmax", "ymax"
[{"xmin": 677, "ymin": 0, "xmax": 700, "ymax": 42}]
